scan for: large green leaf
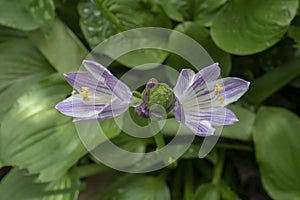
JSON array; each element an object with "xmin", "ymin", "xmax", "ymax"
[
  {"xmin": 254, "ymin": 107, "xmax": 300, "ymax": 199},
  {"xmin": 0, "ymin": 75, "xmax": 87, "ymax": 182},
  {"xmin": 80, "ymin": 0, "xmax": 170, "ymax": 68},
  {"xmin": 78, "ymin": 0, "xmax": 118, "ymax": 48},
  {"xmin": 90, "ymin": 133, "xmax": 146, "ymax": 170},
  {"xmin": 211, "ymin": 0, "xmax": 298, "ymax": 55},
  {"xmin": 220, "ymin": 105, "xmax": 255, "ymax": 141},
  {"xmin": 21, "ymin": 0, "xmax": 56, "ymax": 32},
  {"xmin": 0, "ymin": 38, "xmax": 54, "ymax": 122},
  {"xmin": 195, "ymin": 183, "xmax": 220, "ymax": 200},
  {"xmin": 95, "ymin": 0, "xmax": 171, "ymax": 30},
  {"xmin": 167, "ymin": 21, "xmax": 231, "ymax": 77},
  {"xmin": 160, "ymin": 0, "xmax": 227, "ymax": 26},
  {"xmin": 0, "ymin": 26, "xmax": 26, "ymax": 42},
  {"xmin": 28, "ymin": 18, "xmax": 88, "ymax": 73},
  {"xmin": 0, "ymin": 0, "xmax": 39, "ymax": 31},
  {"xmin": 0, "ymin": 168, "xmax": 79, "ymax": 200},
  {"xmin": 288, "ymin": 25, "xmax": 300, "ymax": 48},
  {"xmin": 98, "ymin": 175, "xmax": 171, "ymax": 200}
]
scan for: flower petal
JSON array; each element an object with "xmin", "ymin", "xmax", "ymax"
[
  {"xmin": 174, "ymin": 100, "xmax": 185, "ymax": 123},
  {"xmin": 55, "ymin": 95, "xmax": 104, "ymax": 118},
  {"xmin": 185, "ymin": 120, "xmax": 215, "ymax": 136},
  {"xmin": 189, "ymin": 108, "xmax": 238, "ymax": 126},
  {"xmin": 64, "ymin": 72, "xmax": 112, "ymax": 95},
  {"xmin": 83, "ymin": 60, "xmax": 132, "ymax": 101},
  {"xmin": 74, "ymin": 98, "xmax": 130, "ymax": 122},
  {"xmin": 174, "ymin": 99, "xmax": 215, "ymax": 136},
  {"xmin": 212, "ymin": 77, "xmax": 250, "ymax": 106},
  {"xmin": 173, "ymin": 69, "xmax": 195, "ymax": 95},
  {"xmin": 191, "ymin": 63, "xmax": 220, "ymax": 90}
]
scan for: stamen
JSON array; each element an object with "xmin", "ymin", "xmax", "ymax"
[
  {"xmin": 214, "ymin": 83, "xmax": 224, "ymax": 95},
  {"xmin": 218, "ymin": 96, "xmax": 225, "ymax": 105},
  {"xmin": 80, "ymin": 86, "xmax": 92, "ymax": 102}
]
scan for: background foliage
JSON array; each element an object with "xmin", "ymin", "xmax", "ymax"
[{"xmin": 0, "ymin": 0, "xmax": 300, "ymax": 199}]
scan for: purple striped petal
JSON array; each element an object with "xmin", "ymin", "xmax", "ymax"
[
  {"xmin": 190, "ymin": 63, "xmax": 220, "ymax": 90},
  {"xmin": 173, "ymin": 69, "xmax": 195, "ymax": 95},
  {"xmin": 174, "ymin": 99, "xmax": 215, "ymax": 136},
  {"xmin": 189, "ymin": 108, "xmax": 238, "ymax": 126},
  {"xmin": 174, "ymin": 100, "xmax": 185, "ymax": 123},
  {"xmin": 213, "ymin": 77, "xmax": 250, "ymax": 106},
  {"xmin": 64, "ymin": 72, "xmax": 112, "ymax": 95},
  {"xmin": 55, "ymin": 95, "xmax": 104, "ymax": 118},
  {"xmin": 74, "ymin": 98, "xmax": 130, "ymax": 122},
  {"xmin": 185, "ymin": 121, "xmax": 215, "ymax": 136},
  {"xmin": 83, "ymin": 60, "xmax": 132, "ymax": 101}
]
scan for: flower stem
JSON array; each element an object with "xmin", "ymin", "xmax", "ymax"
[
  {"xmin": 153, "ymin": 131, "xmax": 166, "ymax": 149},
  {"xmin": 171, "ymin": 164, "xmax": 183, "ymax": 200},
  {"xmin": 212, "ymin": 149, "xmax": 226, "ymax": 185},
  {"xmin": 184, "ymin": 160, "xmax": 194, "ymax": 200}
]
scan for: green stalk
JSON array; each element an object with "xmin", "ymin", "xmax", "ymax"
[
  {"xmin": 184, "ymin": 160, "xmax": 194, "ymax": 200},
  {"xmin": 212, "ymin": 150, "xmax": 226, "ymax": 185},
  {"xmin": 153, "ymin": 131, "xmax": 166, "ymax": 149},
  {"xmin": 171, "ymin": 164, "xmax": 183, "ymax": 200}
]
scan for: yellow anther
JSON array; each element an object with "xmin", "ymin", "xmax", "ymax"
[
  {"xmin": 218, "ymin": 96, "xmax": 225, "ymax": 105},
  {"xmin": 80, "ymin": 86, "xmax": 92, "ymax": 102},
  {"xmin": 214, "ymin": 83, "xmax": 224, "ymax": 95}
]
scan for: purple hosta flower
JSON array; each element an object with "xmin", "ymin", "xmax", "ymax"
[
  {"xmin": 55, "ymin": 60, "xmax": 132, "ymax": 122},
  {"xmin": 173, "ymin": 63, "xmax": 250, "ymax": 136}
]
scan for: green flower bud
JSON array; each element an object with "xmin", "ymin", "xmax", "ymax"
[{"xmin": 142, "ymin": 79, "xmax": 175, "ymax": 114}]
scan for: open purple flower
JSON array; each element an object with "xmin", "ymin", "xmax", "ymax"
[
  {"xmin": 173, "ymin": 63, "xmax": 250, "ymax": 136},
  {"xmin": 55, "ymin": 60, "xmax": 132, "ymax": 122}
]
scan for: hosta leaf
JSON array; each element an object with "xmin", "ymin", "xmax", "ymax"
[
  {"xmin": 195, "ymin": 183, "xmax": 220, "ymax": 200},
  {"xmin": 28, "ymin": 18, "xmax": 88, "ymax": 73},
  {"xmin": 160, "ymin": 0, "xmax": 227, "ymax": 26},
  {"xmin": 80, "ymin": 0, "xmax": 170, "ymax": 68},
  {"xmin": 0, "ymin": 75, "xmax": 87, "ymax": 182},
  {"xmin": 90, "ymin": 134, "xmax": 146, "ymax": 170},
  {"xmin": 254, "ymin": 107, "xmax": 300, "ymax": 199},
  {"xmin": 95, "ymin": 0, "xmax": 171, "ymax": 29},
  {"xmin": 98, "ymin": 175, "xmax": 170, "ymax": 200},
  {"xmin": 21, "ymin": 0, "xmax": 56, "ymax": 32},
  {"xmin": 167, "ymin": 21, "xmax": 231, "ymax": 77},
  {"xmin": 0, "ymin": 0, "xmax": 39, "ymax": 31},
  {"xmin": 288, "ymin": 25, "xmax": 300, "ymax": 48},
  {"xmin": 193, "ymin": 0, "xmax": 227, "ymax": 26},
  {"xmin": 0, "ymin": 38, "xmax": 54, "ymax": 122},
  {"xmin": 211, "ymin": 0, "xmax": 298, "ymax": 55},
  {"xmin": 0, "ymin": 26, "xmax": 26, "ymax": 43},
  {"xmin": 220, "ymin": 105, "xmax": 255, "ymax": 141},
  {"xmin": 78, "ymin": 0, "xmax": 118, "ymax": 48},
  {"xmin": 0, "ymin": 168, "xmax": 79, "ymax": 200}
]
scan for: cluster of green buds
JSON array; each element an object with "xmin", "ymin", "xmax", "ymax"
[{"xmin": 136, "ymin": 78, "xmax": 175, "ymax": 119}]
